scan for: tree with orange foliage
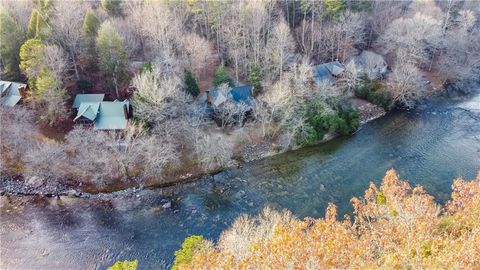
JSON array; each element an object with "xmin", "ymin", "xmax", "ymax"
[{"xmin": 178, "ymin": 170, "xmax": 480, "ymax": 269}]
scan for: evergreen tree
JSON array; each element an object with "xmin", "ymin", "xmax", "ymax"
[
  {"xmin": 184, "ymin": 70, "xmax": 200, "ymax": 97},
  {"xmin": 248, "ymin": 63, "xmax": 263, "ymax": 94},
  {"xmin": 101, "ymin": 0, "xmax": 122, "ymax": 16},
  {"xmin": 19, "ymin": 38, "xmax": 45, "ymax": 86},
  {"xmin": 213, "ymin": 64, "xmax": 234, "ymax": 87},
  {"xmin": 35, "ymin": 66, "xmax": 68, "ymax": 125},
  {"xmin": 324, "ymin": 0, "xmax": 345, "ymax": 18},
  {"xmin": 96, "ymin": 21, "xmax": 128, "ymax": 99},
  {"xmin": 82, "ymin": 9, "xmax": 100, "ymax": 69},
  {"xmin": 82, "ymin": 9, "xmax": 100, "ymax": 39},
  {"xmin": 27, "ymin": 9, "xmax": 39, "ymax": 38},
  {"xmin": 27, "ymin": 9, "xmax": 50, "ymax": 39},
  {"xmin": 0, "ymin": 6, "xmax": 25, "ymax": 80}
]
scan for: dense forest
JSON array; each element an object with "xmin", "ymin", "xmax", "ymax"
[{"xmin": 1, "ymin": 0, "xmax": 479, "ymax": 192}]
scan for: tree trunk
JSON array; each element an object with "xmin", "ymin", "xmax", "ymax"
[{"xmin": 114, "ymin": 65, "xmax": 120, "ymax": 99}]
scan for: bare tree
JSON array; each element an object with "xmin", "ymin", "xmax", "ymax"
[
  {"xmin": 378, "ymin": 12, "xmax": 441, "ymax": 66},
  {"xmin": 51, "ymin": 0, "xmax": 87, "ymax": 81},
  {"xmin": 23, "ymin": 140, "xmax": 68, "ymax": 182},
  {"xmin": 437, "ymin": 9, "xmax": 480, "ymax": 84},
  {"xmin": 0, "ymin": 106, "xmax": 38, "ymax": 172},
  {"xmin": 131, "ymin": 68, "xmax": 190, "ymax": 124},
  {"xmin": 265, "ymin": 20, "xmax": 295, "ymax": 80},
  {"xmin": 43, "ymin": 44, "xmax": 68, "ymax": 83},
  {"xmin": 182, "ymin": 33, "xmax": 213, "ymax": 78},
  {"xmin": 253, "ymin": 99, "xmax": 273, "ymax": 138},
  {"xmin": 195, "ymin": 132, "xmax": 233, "ymax": 171},
  {"xmin": 387, "ymin": 51, "xmax": 425, "ymax": 108},
  {"xmin": 314, "ymin": 11, "xmax": 366, "ymax": 62}
]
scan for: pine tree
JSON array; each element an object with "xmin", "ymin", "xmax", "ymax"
[
  {"xmin": 213, "ymin": 64, "xmax": 234, "ymax": 87},
  {"xmin": 184, "ymin": 70, "xmax": 200, "ymax": 97},
  {"xmin": 96, "ymin": 21, "xmax": 128, "ymax": 99},
  {"xmin": 82, "ymin": 9, "xmax": 100, "ymax": 39},
  {"xmin": 19, "ymin": 38, "xmax": 45, "ymax": 86},
  {"xmin": 324, "ymin": 0, "xmax": 345, "ymax": 18},
  {"xmin": 0, "ymin": 6, "xmax": 25, "ymax": 80},
  {"xmin": 35, "ymin": 66, "xmax": 68, "ymax": 125},
  {"xmin": 27, "ymin": 10, "xmax": 39, "ymax": 38},
  {"xmin": 27, "ymin": 9, "xmax": 50, "ymax": 39},
  {"xmin": 248, "ymin": 63, "xmax": 263, "ymax": 94},
  {"xmin": 101, "ymin": 0, "xmax": 122, "ymax": 16}
]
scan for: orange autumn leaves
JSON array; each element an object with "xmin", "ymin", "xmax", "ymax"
[{"xmin": 181, "ymin": 169, "xmax": 480, "ymax": 269}]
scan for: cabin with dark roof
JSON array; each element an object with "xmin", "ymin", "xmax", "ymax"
[
  {"xmin": 0, "ymin": 80, "xmax": 27, "ymax": 107},
  {"xmin": 313, "ymin": 60, "xmax": 345, "ymax": 86}
]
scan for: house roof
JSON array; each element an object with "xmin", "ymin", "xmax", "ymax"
[
  {"xmin": 74, "ymin": 102, "xmax": 100, "ymax": 121},
  {"xmin": 324, "ymin": 60, "xmax": 345, "ymax": 76},
  {"xmin": 94, "ymin": 100, "xmax": 129, "ymax": 130},
  {"xmin": 73, "ymin": 94, "xmax": 105, "ymax": 108},
  {"xmin": 231, "ymin": 85, "xmax": 254, "ymax": 105},
  {"xmin": 313, "ymin": 61, "xmax": 345, "ymax": 86},
  {"xmin": 203, "ymin": 85, "xmax": 255, "ymax": 107},
  {"xmin": 0, "ymin": 80, "xmax": 26, "ymax": 107},
  {"xmin": 313, "ymin": 64, "xmax": 335, "ymax": 85}
]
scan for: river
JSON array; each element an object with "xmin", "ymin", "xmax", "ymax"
[{"xmin": 1, "ymin": 94, "xmax": 479, "ymax": 269}]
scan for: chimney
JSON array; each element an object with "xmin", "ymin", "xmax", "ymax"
[{"xmin": 206, "ymin": 90, "xmax": 212, "ymax": 104}]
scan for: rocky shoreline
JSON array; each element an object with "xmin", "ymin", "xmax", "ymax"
[{"xmin": 0, "ymin": 106, "xmax": 389, "ymax": 199}]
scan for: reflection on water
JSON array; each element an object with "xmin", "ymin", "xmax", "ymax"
[{"xmin": 1, "ymin": 94, "xmax": 479, "ymax": 269}]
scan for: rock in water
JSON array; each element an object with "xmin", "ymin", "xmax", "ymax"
[{"xmin": 162, "ymin": 202, "xmax": 172, "ymax": 209}]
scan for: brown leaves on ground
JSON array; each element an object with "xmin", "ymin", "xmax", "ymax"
[{"xmin": 183, "ymin": 170, "xmax": 480, "ymax": 269}]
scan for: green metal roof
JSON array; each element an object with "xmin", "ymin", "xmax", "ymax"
[
  {"xmin": 1, "ymin": 80, "xmax": 26, "ymax": 107},
  {"xmin": 73, "ymin": 94, "xmax": 105, "ymax": 108},
  {"xmin": 74, "ymin": 102, "xmax": 100, "ymax": 121},
  {"xmin": 94, "ymin": 101, "xmax": 129, "ymax": 130}
]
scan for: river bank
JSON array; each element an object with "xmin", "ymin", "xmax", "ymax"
[
  {"xmin": 0, "ymin": 97, "xmax": 387, "ymax": 198},
  {"xmin": 4, "ymin": 72, "xmax": 478, "ymax": 198}
]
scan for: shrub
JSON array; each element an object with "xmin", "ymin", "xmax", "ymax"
[
  {"xmin": 107, "ymin": 260, "xmax": 138, "ymax": 270},
  {"xmin": 354, "ymin": 74, "xmax": 391, "ymax": 109}
]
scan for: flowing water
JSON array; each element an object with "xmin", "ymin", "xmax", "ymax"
[{"xmin": 1, "ymin": 94, "xmax": 479, "ymax": 270}]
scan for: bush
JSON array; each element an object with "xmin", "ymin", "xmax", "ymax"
[
  {"xmin": 184, "ymin": 70, "xmax": 200, "ymax": 97},
  {"xmin": 354, "ymin": 74, "xmax": 391, "ymax": 109},
  {"xmin": 214, "ymin": 64, "xmax": 234, "ymax": 87},
  {"xmin": 172, "ymin": 235, "xmax": 208, "ymax": 270},
  {"xmin": 294, "ymin": 99, "xmax": 359, "ymax": 146}
]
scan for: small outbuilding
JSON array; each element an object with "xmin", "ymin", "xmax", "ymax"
[{"xmin": 0, "ymin": 80, "xmax": 27, "ymax": 107}]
